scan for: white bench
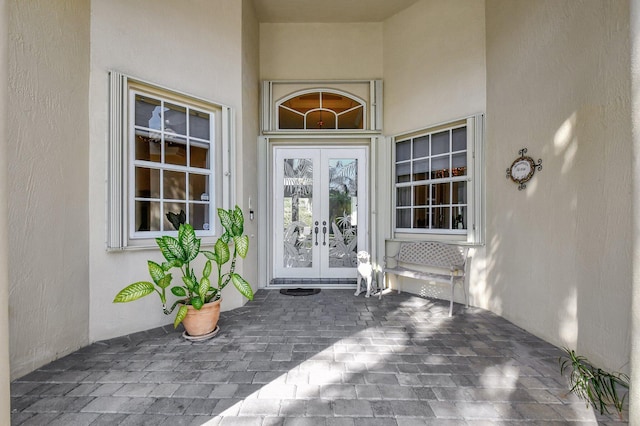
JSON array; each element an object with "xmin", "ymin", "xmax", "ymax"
[{"xmin": 383, "ymin": 241, "xmax": 469, "ymax": 316}]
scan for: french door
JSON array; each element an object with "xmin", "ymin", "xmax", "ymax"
[{"xmin": 273, "ymin": 147, "xmax": 367, "ymax": 281}]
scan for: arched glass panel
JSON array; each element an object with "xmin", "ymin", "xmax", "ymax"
[
  {"xmin": 278, "ymin": 90, "xmax": 364, "ymax": 130},
  {"xmin": 306, "ymin": 109, "xmax": 337, "ymax": 130}
]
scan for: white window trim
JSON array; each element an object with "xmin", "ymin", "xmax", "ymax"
[
  {"xmin": 391, "ymin": 114, "xmax": 485, "ymax": 245},
  {"xmin": 261, "ymin": 80, "xmax": 383, "ymax": 133},
  {"xmin": 107, "ymin": 71, "xmax": 234, "ymax": 250},
  {"xmin": 275, "ymin": 88, "xmax": 367, "ymax": 131}
]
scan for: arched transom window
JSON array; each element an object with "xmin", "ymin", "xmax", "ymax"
[{"xmin": 277, "ymin": 90, "xmax": 365, "ymax": 130}]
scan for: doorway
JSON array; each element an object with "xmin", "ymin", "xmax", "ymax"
[{"xmin": 272, "ymin": 146, "xmax": 368, "ymax": 285}]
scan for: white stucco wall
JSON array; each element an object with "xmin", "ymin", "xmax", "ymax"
[
  {"xmin": 260, "ymin": 22, "xmax": 383, "ymax": 80},
  {"xmin": 630, "ymin": 0, "xmax": 640, "ymax": 420},
  {"xmin": 89, "ymin": 0, "xmax": 253, "ymax": 341},
  {"xmin": 383, "ymin": 0, "xmax": 486, "ymax": 135},
  {"xmin": 486, "ymin": 0, "xmax": 631, "ymax": 373},
  {"xmin": 381, "ymin": 0, "xmax": 487, "ymax": 300},
  {"xmin": 0, "ymin": 0, "xmax": 10, "ymax": 419},
  {"xmin": 240, "ymin": 0, "xmax": 261, "ymax": 292},
  {"xmin": 8, "ymin": 0, "xmax": 91, "ymax": 379}
]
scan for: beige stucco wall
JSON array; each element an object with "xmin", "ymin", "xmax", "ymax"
[
  {"xmin": 486, "ymin": 0, "xmax": 631, "ymax": 373},
  {"xmin": 89, "ymin": 0, "xmax": 258, "ymax": 341},
  {"xmin": 381, "ymin": 0, "xmax": 487, "ymax": 300},
  {"xmin": 0, "ymin": 0, "xmax": 10, "ymax": 419},
  {"xmin": 8, "ymin": 0, "xmax": 91, "ymax": 379},
  {"xmin": 240, "ymin": 0, "xmax": 261, "ymax": 292},
  {"xmin": 383, "ymin": 0, "xmax": 486, "ymax": 135},
  {"xmin": 628, "ymin": 0, "xmax": 639, "ymax": 420},
  {"xmin": 260, "ymin": 22, "xmax": 383, "ymax": 80}
]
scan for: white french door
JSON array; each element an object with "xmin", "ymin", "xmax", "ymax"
[{"xmin": 273, "ymin": 146, "xmax": 368, "ymax": 281}]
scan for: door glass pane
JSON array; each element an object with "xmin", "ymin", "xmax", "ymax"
[
  {"xmin": 283, "ymin": 158, "xmax": 313, "ymax": 268},
  {"xmin": 328, "ymin": 159, "xmax": 358, "ymax": 268}
]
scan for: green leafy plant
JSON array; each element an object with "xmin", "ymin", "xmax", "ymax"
[
  {"xmin": 113, "ymin": 206, "xmax": 254, "ymax": 328},
  {"xmin": 559, "ymin": 348, "xmax": 629, "ymax": 419}
]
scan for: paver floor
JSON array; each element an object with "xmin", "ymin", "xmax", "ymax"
[{"xmin": 11, "ymin": 289, "xmax": 628, "ymax": 425}]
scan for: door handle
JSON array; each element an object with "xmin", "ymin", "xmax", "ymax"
[
  {"xmin": 314, "ymin": 221, "xmax": 319, "ymax": 246},
  {"xmin": 322, "ymin": 221, "xmax": 327, "ymax": 246}
]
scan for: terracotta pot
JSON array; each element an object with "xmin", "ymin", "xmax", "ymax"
[{"xmin": 181, "ymin": 299, "xmax": 221, "ymax": 336}]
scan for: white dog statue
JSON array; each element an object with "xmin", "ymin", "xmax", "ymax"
[{"xmin": 354, "ymin": 250, "xmax": 374, "ymax": 298}]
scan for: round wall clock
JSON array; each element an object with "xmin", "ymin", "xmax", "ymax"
[{"xmin": 506, "ymin": 148, "xmax": 542, "ymax": 190}]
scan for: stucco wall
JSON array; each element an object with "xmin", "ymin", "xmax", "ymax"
[
  {"xmin": 383, "ymin": 0, "xmax": 486, "ymax": 135},
  {"xmin": 486, "ymin": 0, "xmax": 631, "ymax": 373},
  {"xmin": 260, "ymin": 22, "xmax": 383, "ymax": 80},
  {"xmin": 630, "ymin": 0, "xmax": 640, "ymax": 419},
  {"xmin": 8, "ymin": 0, "xmax": 91, "ymax": 379},
  {"xmin": 89, "ymin": 0, "xmax": 251, "ymax": 341},
  {"xmin": 240, "ymin": 0, "xmax": 261, "ymax": 293},
  {"xmin": 0, "ymin": 0, "xmax": 10, "ymax": 419},
  {"xmin": 380, "ymin": 0, "xmax": 487, "ymax": 300}
]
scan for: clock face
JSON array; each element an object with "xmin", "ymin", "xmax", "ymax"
[{"xmin": 510, "ymin": 157, "xmax": 535, "ymax": 183}]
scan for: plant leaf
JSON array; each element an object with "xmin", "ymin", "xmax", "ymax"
[
  {"xmin": 174, "ymin": 305, "xmax": 188, "ymax": 328},
  {"xmin": 113, "ymin": 282, "xmax": 155, "ymax": 303},
  {"xmin": 234, "ymin": 235, "xmax": 249, "ymax": 258},
  {"xmin": 147, "ymin": 261, "xmax": 165, "ymax": 284},
  {"xmin": 218, "ymin": 208, "xmax": 233, "ymax": 233},
  {"xmin": 233, "ymin": 205, "xmax": 244, "ymax": 236},
  {"xmin": 230, "ymin": 273, "xmax": 253, "ymax": 300},
  {"xmin": 171, "ymin": 286, "xmax": 186, "ymax": 297},
  {"xmin": 215, "ymin": 238, "xmax": 230, "ymax": 265},
  {"xmin": 190, "ymin": 296, "xmax": 204, "ymax": 310},
  {"xmin": 162, "ymin": 259, "xmax": 183, "ymax": 271},
  {"xmin": 162, "ymin": 235, "xmax": 186, "ymax": 262},
  {"xmin": 203, "ymin": 260, "xmax": 212, "ymax": 278},
  {"xmin": 182, "ymin": 275, "xmax": 197, "ymax": 292},
  {"xmin": 178, "ymin": 223, "xmax": 200, "ymax": 262},
  {"xmin": 156, "ymin": 273, "xmax": 172, "ymax": 289},
  {"xmin": 199, "ymin": 277, "xmax": 210, "ymax": 302}
]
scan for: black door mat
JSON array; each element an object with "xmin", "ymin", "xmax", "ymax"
[{"xmin": 279, "ymin": 288, "xmax": 321, "ymax": 296}]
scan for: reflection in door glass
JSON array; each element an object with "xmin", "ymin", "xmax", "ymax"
[
  {"xmin": 328, "ymin": 159, "xmax": 358, "ymax": 268},
  {"xmin": 283, "ymin": 158, "xmax": 314, "ymax": 268}
]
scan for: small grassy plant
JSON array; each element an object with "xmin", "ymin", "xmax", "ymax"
[{"xmin": 559, "ymin": 348, "xmax": 629, "ymax": 419}]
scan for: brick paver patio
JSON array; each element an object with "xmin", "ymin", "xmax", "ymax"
[{"xmin": 10, "ymin": 290, "xmax": 628, "ymax": 425}]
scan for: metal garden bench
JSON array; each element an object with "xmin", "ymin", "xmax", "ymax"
[{"xmin": 383, "ymin": 241, "xmax": 469, "ymax": 316}]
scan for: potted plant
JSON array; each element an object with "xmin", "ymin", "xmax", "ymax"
[{"xmin": 113, "ymin": 205, "xmax": 254, "ymax": 338}]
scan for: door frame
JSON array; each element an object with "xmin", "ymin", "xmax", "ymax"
[
  {"xmin": 272, "ymin": 146, "xmax": 368, "ymax": 282},
  {"xmin": 258, "ymin": 136, "xmax": 378, "ymax": 289}
]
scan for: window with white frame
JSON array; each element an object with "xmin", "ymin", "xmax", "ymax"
[
  {"xmin": 393, "ymin": 115, "xmax": 484, "ymax": 243},
  {"xmin": 108, "ymin": 72, "xmax": 231, "ymax": 249}
]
